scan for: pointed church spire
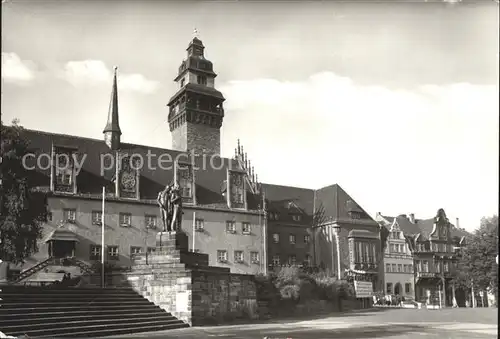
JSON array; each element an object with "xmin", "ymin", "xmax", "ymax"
[{"xmin": 103, "ymin": 66, "xmax": 121, "ymax": 150}]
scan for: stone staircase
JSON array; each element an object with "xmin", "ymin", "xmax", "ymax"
[{"xmin": 0, "ymin": 285, "xmax": 189, "ymax": 337}]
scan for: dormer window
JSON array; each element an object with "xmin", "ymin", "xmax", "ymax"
[
  {"xmin": 117, "ymin": 154, "xmax": 139, "ymax": 200},
  {"xmin": 268, "ymin": 212, "xmax": 279, "ymax": 221},
  {"xmin": 228, "ymin": 171, "xmax": 245, "ymax": 209},
  {"xmin": 52, "ymin": 147, "xmax": 77, "ymax": 194},
  {"xmin": 175, "ymin": 162, "xmax": 195, "ymax": 204},
  {"xmin": 349, "ymin": 211, "xmax": 362, "ymax": 219},
  {"xmin": 180, "ymin": 78, "xmax": 185, "ymax": 87}
]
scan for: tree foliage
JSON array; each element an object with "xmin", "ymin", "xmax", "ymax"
[
  {"xmin": 1, "ymin": 119, "xmax": 46, "ymax": 264},
  {"xmin": 452, "ymin": 215, "xmax": 498, "ymax": 298}
]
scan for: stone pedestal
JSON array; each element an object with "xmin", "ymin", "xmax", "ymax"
[
  {"xmin": 156, "ymin": 231, "xmax": 189, "ymax": 252},
  {"xmin": 124, "ymin": 231, "xmax": 258, "ymax": 326}
]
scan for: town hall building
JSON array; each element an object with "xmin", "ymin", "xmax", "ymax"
[{"xmin": 8, "ymin": 35, "xmax": 383, "ymax": 294}]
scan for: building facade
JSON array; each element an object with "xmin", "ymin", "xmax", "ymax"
[
  {"xmin": 312, "ymin": 185, "xmax": 383, "ymax": 295},
  {"xmin": 376, "ymin": 214, "xmax": 415, "ymax": 298},
  {"xmin": 8, "ymin": 36, "xmax": 384, "ymax": 290},
  {"xmin": 16, "ymin": 36, "xmax": 265, "ymax": 277},
  {"xmin": 377, "ymin": 210, "xmax": 469, "ymax": 307}
]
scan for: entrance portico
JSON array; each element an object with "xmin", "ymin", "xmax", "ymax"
[{"xmin": 45, "ymin": 229, "xmax": 79, "ymax": 259}]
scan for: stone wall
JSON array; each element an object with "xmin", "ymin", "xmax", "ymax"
[
  {"xmin": 191, "ymin": 270, "xmax": 257, "ymax": 324},
  {"xmin": 109, "ymin": 231, "xmax": 258, "ymax": 326}
]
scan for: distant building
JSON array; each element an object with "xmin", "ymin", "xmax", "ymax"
[
  {"xmin": 263, "ymin": 184, "xmax": 383, "ymax": 298},
  {"xmin": 376, "ymin": 213, "xmax": 415, "ymax": 299},
  {"xmin": 377, "ymin": 210, "xmax": 469, "ymax": 307}
]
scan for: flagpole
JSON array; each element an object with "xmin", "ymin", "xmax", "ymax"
[
  {"xmin": 262, "ymin": 191, "xmax": 267, "ymax": 276},
  {"xmin": 192, "ymin": 212, "xmax": 196, "ymax": 252},
  {"xmin": 101, "ymin": 186, "xmax": 105, "ymax": 288}
]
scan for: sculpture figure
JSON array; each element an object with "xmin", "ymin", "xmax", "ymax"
[
  {"xmin": 157, "ymin": 184, "xmax": 172, "ymax": 232},
  {"xmin": 169, "ymin": 183, "xmax": 183, "ymax": 232}
]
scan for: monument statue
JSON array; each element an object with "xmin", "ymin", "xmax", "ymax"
[
  {"xmin": 169, "ymin": 184, "xmax": 183, "ymax": 232},
  {"xmin": 157, "ymin": 184, "xmax": 172, "ymax": 232}
]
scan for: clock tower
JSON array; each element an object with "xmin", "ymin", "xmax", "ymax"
[{"xmin": 167, "ymin": 31, "xmax": 225, "ymax": 156}]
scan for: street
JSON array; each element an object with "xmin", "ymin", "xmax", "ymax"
[{"xmin": 103, "ymin": 307, "xmax": 498, "ymax": 339}]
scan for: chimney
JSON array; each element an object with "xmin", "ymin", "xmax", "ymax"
[
  {"xmin": 456, "ymin": 217, "xmax": 459, "ymax": 229},
  {"xmin": 408, "ymin": 213, "xmax": 415, "ymax": 223}
]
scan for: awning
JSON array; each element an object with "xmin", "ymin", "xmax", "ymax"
[{"xmin": 44, "ymin": 229, "xmax": 79, "ymax": 243}]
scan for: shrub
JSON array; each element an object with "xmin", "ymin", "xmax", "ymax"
[{"xmin": 280, "ymin": 284, "xmax": 300, "ymax": 300}]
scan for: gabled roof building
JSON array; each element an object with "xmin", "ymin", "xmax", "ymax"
[
  {"xmin": 376, "ymin": 210, "xmax": 469, "ymax": 307},
  {"xmin": 11, "ymin": 36, "xmax": 383, "ymax": 296}
]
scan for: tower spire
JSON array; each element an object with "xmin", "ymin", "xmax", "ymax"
[{"xmin": 103, "ymin": 66, "xmax": 121, "ymax": 150}]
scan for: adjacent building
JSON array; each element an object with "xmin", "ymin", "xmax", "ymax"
[
  {"xmin": 377, "ymin": 210, "xmax": 469, "ymax": 306},
  {"xmin": 376, "ymin": 213, "xmax": 417, "ymax": 299}
]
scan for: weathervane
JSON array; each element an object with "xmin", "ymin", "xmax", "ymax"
[{"xmin": 193, "ymin": 27, "xmax": 199, "ymax": 39}]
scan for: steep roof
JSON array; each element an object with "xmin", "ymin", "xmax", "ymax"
[
  {"xmin": 261, "ymin": 183, "xmax": 377, "ymax": 227},
  {"xmin": 22, "ymin": 129, "xmax": 260, "ymax": 212},
  {"xmin": 261, "ymin": 183, "xmax": 314, "ymax": 215},
  {"xmin": 315, "ymin": 184, "xmax": 378, "ymax": 226},
  {"xmin": 102, "ymin": 67, "xmax": 121, "ymax": 135},
  {"xmin": 379, "ymin": 213, "xmax": 471, "ymax": 241}
]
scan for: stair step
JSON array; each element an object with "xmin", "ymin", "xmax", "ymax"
[
  {"xmin": 1, "ymin": 296, "xmax": 145, "ymax": 303},
  {"xmin": 0, "ymin": 308, "xmax": 167, "ymax": 320},
  {"xmin": 5, "ymin": 318, "xmax": 189, "ymax": 337},
  {"xmin": 0, "ymin": 293, "xmax": 141, "ymax": 298},
  {"xmin": 1, "ymin": 287, "xmax": 136, "ymax": 294},
  {"xmin": 0, "ymin": 285, "xmax": 188, "ymax": 337},
  {"xmin": 0, "ymin": 304, "xmax": 162, "ymax": 315},
  {"xmin": 0, "ymin": 300, "xmax": 152, "ymax": 309},
  {"xmin": 1, "ymin": 314, "xmax": 179, "ymax": 332}
]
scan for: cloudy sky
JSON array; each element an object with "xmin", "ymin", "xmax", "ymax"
[{"xmin": 2, "ymin": 0, "xmax": 498, "ymax": 231}]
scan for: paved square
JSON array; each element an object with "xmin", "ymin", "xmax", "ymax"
[{"xmin": 104, "ymin": 308, "xmax": 498, "ymax": 339}]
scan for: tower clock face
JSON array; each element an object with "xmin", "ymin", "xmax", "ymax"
[{"xmin": 121, "ymin": 172, "xmax": 136, "ymax": 190}]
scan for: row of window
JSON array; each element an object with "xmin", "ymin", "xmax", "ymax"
[
  {"xmin": 386, "ymin": 282, "xmax": 412, "ymax": 294},
  {"xmin": 59, "ymin": 209, "xmax": 159, "ymax": 228},
  {"xmin": 385, "ymin": 263, "xmax": 414, "ymax": 273},
  {"xmin": 390, "ymin": 231, "xmax": 401, "ymax": 239},
  {"xmin": 415, "ymin": 243, "xmax": 454, "ymax": 253},
  {"xmin": 58, "ymin": 210, "xmax": 256, "ymax": 234},
  {"xmin": 271, "ymin": 254, "xmax": 311, "ymax": 266},
  {"xmin": 180, "ymin": 75, "xmax": 208, "ymax": 88},
  {"xmin": 414, "ymin": 260, "xmax": 451, "ymax": 273},
  {"xmin": 224, "ymin": 221, "xmax": 251, "ymax": 234},
  {"xmin": 89, "ymin": 245, "xmax": 156, "ymax": 260},
  {"xmin": 268, "ymin": 212, "xmax": 302, "ymax": 222},
  {"xmin": 272, "ymin": 233, "xmax": 310, "ymax": 245},
  {"xmin": 354, "ymin": 241, "xmax": 377, "ymax": 264},
  {"xmin": 386, "ymin": 243, "xmax": 408, "ymax": 254},
  {"xmin": 216, "ymin": 250, "xmax": 260, "ymax": 264}
]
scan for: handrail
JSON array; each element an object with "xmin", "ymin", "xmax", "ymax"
[
  {"xmin": 11, "ymin": 257, "xmax": 97, "ymax": 284},
  {"xmin": 12, "ymin": 257, "xmax": 55, "ymax": 283}
]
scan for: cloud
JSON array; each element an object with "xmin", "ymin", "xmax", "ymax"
[
  {"xmin": 219, "ymin": 72, "xmax": 498, "ymax": 230},
  {"xmin": 1, "ymin": 52, "xmax": 36, "ymax": 83},
  {"xmin": 61, "ymin": 60, "xmax": 160, "ymax": 94}
]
